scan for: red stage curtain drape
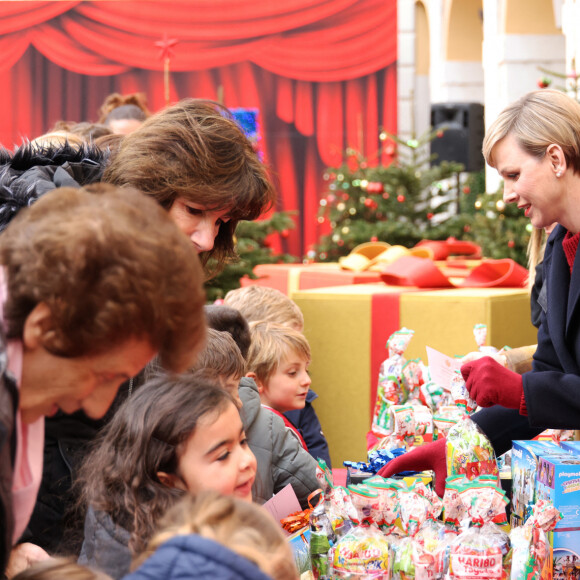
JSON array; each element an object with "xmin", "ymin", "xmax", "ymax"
[{"xmin": 0, "ymin": 1, "xmax": 397, "ymax": 256}]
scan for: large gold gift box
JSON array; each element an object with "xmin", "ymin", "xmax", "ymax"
[{"xmin": 293, "ymin": 284, "xmax": 537, "ymax": 467}]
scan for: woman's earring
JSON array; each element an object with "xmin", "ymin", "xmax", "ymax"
[{"xmin": 556, "ymin": 171, "xmax": 562, "ymax": 178}]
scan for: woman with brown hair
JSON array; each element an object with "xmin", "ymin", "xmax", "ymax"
[
  {"xmin": 0, "ymin": 184, "xmax": 206, "ymax": 577},
  {"xmin": 0, "ymin": 97, "xmax": 275, "ymax": 559},
  {"xmin": 103, "ymin": 98, "xmax": 275, "ymax": 276}
]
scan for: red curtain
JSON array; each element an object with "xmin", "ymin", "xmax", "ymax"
[{"xmin": 0, "ymin": 1, "xmax": 397, "ymax": 256}]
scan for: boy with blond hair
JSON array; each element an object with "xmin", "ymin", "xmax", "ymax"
[
  {"xmin": 245, "ymin": 321, "xmax": 312, "ymax": 452},
  {"xmin": 224, "ymin": 286, "xmax": 331, "ymax": 466}
]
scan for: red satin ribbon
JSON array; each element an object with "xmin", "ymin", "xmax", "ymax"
[{"xmin": 379, "ymin": 257, "xmax": 528, "ymax": 289}]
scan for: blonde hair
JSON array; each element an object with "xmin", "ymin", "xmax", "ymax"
[
  {"xmin": 12, "ymin": 558, "xmax": 112, "ymax": 580},
  {"xmin": 527, "ymin": 227, "xmax": 547, "ymax": 292},
  {"xmin": 31, "ymin": 131, "xmax": 84, "ymax": 149},
  {"xmin": 483, "ymin": 89, "xmax": 580, "ymax": 174},
  {"xmin": 134, "ymin": 491, "xmax": 298, "ymax": 580},
  {"xmin": 224, "ymin": 286, "xmax": 304, "ymax": 330},
  {"xmin": 246, "ymin": 321, "xmax": 310, "ymax": 384}
]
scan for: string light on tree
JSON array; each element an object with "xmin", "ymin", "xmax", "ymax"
[{"xmin": 314, "ymin": 127, "xmax": 467, "ymax": 262}]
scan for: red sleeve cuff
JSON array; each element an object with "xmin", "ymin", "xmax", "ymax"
[{"xmin": 519, "ymin": 390, "xmax": 528, "ymax": 416}]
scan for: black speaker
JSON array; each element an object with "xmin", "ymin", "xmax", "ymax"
[{"xmin": 430, "ymin": 102, "xmax": 485, "ymax": 172}]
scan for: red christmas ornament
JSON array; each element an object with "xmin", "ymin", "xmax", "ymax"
[
  {"xmin": 364, "ymin": 198, "xmax": 374, "ymax": 208},
  {"xmin": 508, "ymin": 240, "xmax": 515, "ymax": 248},
  {"xmin": 463, "ymin": 186, "xmax": 471, "ymax": 194},
  {"xmin": 427, "ymin": 212, "xmax": 434, "ymax": 220},
  {"xmin": 367, "ymin": 182, "xmax": 384, "ymax": 194},
  {"xmin": 382, "ymin": 192, "xmax": 390, "ymax": 200},
  {"xmin": 341, "ymin": 193, "xmax": 350, "ymax": 201},
  {"xmin": 463, "ymin": 225, "xmax": 471, "ymax": 233},
  {"xmin": 537, "ymin": 77, "xmax": 551, "ymax": 89},
  {"xmin": 281, "ymin": 230, "xmax": 289, "ymax": 239},
  {"xmin": 397, "ymin": 194, "xmax": 405, "ymax": 203},
  {"xmin": 337, "ymin": 239, "xmax": 344, "ymax": 247},
  {"xmin": 436, "ymin": 130, "xmax": 444, "ymax": 138},
  {"xmin": 360, "ymin": 162, "xmax": 368, "ymax": 169},
  {"xmin": 385, "ymin": 145, "xmax": 396, "ymax": 156},
  {"xmin": 370, "ymin": 236, "xmax": 378, "ymax": 242}
]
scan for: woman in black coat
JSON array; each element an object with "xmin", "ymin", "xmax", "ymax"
[{"xmin": 380, "ymin": 89, "xmax": 580, "ymax": 495}]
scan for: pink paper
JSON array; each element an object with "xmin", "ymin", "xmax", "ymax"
[
  {"xmin": 426, "ymin": 346, "xmax": 462, "ymax": 390},
  {"xmin": 262, "ymin": 483, "xmax": 302, "ymax": 530}
]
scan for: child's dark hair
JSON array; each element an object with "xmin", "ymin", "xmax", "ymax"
[
  {"xmin": 204, "ymin": 304, "xmax": 251, "ymax": 359},
  {"xmin": 77, "ymin": 375, "xmax": 236, "ymax": 554}
]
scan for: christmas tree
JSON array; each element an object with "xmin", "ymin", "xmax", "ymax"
[
  {"xmin": 314, "ymin": 129, "xmax": 469, "ymax": 261},
  {"xmin": 464, "ymin": 187, "xmax": 531, "ymax": 266},
  {"xmin": 204, "ymin": 211, "xmax": 297, "ymax": 302}
]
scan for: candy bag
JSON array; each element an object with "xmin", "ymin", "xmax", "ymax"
[
  {"xmin": 509, "ymin": 500, "xmax": 562, "ymax": 580},
  {"xmin": 448, "ymin": 479, "xmax": 511, "ymax": 580},
  {"xmin": 332, "ymin": 485, "xmax": 392, "ymax": 578},
  {"xmin": 309, "ymin": 492, "xmax": 334, "ymax": 580},
  {"xmin": 392, "ymin": 483, "xmax": 445, "ymax": 580},
  {"xmin": 449, "ymin": 370, "xmax": 477, "ymax": 415},
  {"xmin": 419, "ymin": 379, "xmax": 447, "ymax": 411},
  {"xmin": 433, "ymin": 406, "xmax": 464, "ymax": 441},
  {"xmin": 446, "ymin": 416, "xmax": 500, "ymax": 484},
  {"xmin": 473, "ymin": 323, "xmax": 498, "ymax": 356},
  {"xmin": 372, "ymin": 328, "xmax": 415, "ymax": 435},
  {"xmin": 365, "ymin": 478, "xmax": 402, "ymax": 533},
  {"xmin": 402, "ymin": 359, "xmax": 425, "ymax": 402}
]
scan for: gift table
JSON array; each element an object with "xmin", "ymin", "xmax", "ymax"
[{"xmin": 293, "ymin": 284, "xmax": 538, "ymax": 467}]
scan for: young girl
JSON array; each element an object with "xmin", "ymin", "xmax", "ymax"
[
  {"xmin": 126, "ymin": 490, "xmax": 299, "ymax": 580},
  {"xmin": 77, "ymin": 376, "xmax": 257, "ymax": 580}
]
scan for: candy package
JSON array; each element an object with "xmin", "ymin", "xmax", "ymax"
[
  {"xmin": 433, "ymin": 406, "xmax": 465, "ymax": 441},
  {"xmin": 392, "ymin": 483, "xmax": 446, "ymax": 579},
  {"xmin": 372, "ymin": 328, "xmax": 415, "ymax": 435},
  {"xmin": 331, "ymin": 485, "xmax": 392, "ymax": 578},
  {"xmin": 473, "ymin": 323, "xmax": 498, "ymax": 356},
  {"xmin": 402, "ymin": 359, "xmax": 425, "ymax": 403},
  {"xmin": 449, "ymin": 371, "xmax": 477, "ymax": 415},
  {"xmin": 419, "ymin": 379, "xmax": 447, "ymax": 412},
  {"xmin": 309, "ymin": 496, "xmax": 333, "ymax": 580},
  {"xmin": 509, "ymin": 500, "xmax": 562, "ymax": 580},
  {"xmin": 371, "ymin": 406, "xmax": 434, "ymax": 452},
  {"xmin": 447, "ymin": 479, "xmax": 511, "ymax": 580},
  {"xmin": 446, "ymin": 416, "xmax": 500, "ymax": 484}
]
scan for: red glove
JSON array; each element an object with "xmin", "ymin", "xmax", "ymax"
[
  {"xmin": 461, "ymin": 356, "xmax": 524, "ymax": 410},
  {"xmin": 376, "ymin": 438, "xmax": 447, "ymax": 497}
]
